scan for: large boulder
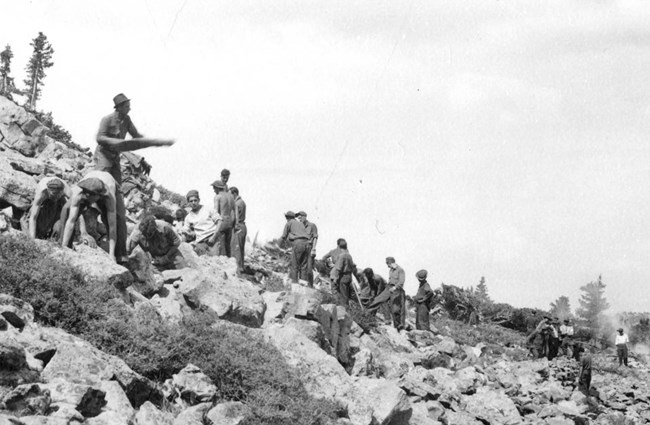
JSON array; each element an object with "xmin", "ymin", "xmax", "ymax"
[
  {"xmin": 126, "ymin": 247, "xmax": 164, "ymax": 297},
  {"xmin": 42, "ymin": 380, "xmax": 106, "ymax": 418},
  {"xmin": 40, "ymin": 243, "xmax": 133, "ymax": 290},
  {"xmin": 173, "ymin": 402, "xmax": 211, "ymax": 425},
  {"xmin": 171, "ymin": 364, "xmax": 217, "ymax": 404},
  {"xmin": 205, "ymin": 401, "xmax": 253, "ymax": 425},
  {"xmin": 180, "ymin": 269, "xmax": 266, "ymax": 328},
  {"xmin": 133, "ymin": 401, "xmax": 174, "ymax": 425},
  {"xmin": 460, "ymin": 387, "xmax": 520, "ymax": 424},
  {"xmin": 352, "ymin": 377, "xmax": 412, "ymax": 425},
  {"xmin": 0, "ymin": 154, "xmax": 36, "ymax": 210},
  {"xmin": 1, "ymin": 384, "xmax": 51, "ymax": 417}
]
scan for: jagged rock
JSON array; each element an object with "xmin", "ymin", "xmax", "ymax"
[
  {"xmin": 0, "ymin": 294, "xmax": 34, "ymax": 330},
  {"xmin": 1, "ymin": 384, "xmax": 51, "ymax": 417},
  {"xmin": 149, "ymin": 286, "xmax": 185, "ymax": 323},
  {"xmin": 421, "ymin": 348, "xmax": 454, "ymax": 370},
  {"xmin": 172, "ymin": 364, "xmax": 217, "ymax": 404},
  {"xmin": 43, "ymin": 381, "xmax": 106, "ymax": 418},
  {"xmin": 85, "ymin": 411, "xmax": 131, "ymax": 425},
  {"xmin": 173, "ymin": 402, "xmax": 211, "ymax": 425},
  {"xmin": 0, "ymin": 413, "xmax": 25, "ymax": 424},
  {"xmin": 47, "ymin": 404, "xmax": 85, "ymax": 423},
  {"xmin": 181, "ymin": 269, "xmax": 266, "ymax": 328},
  {"xmin": 127, "ymin": 247, "xmax": 164, "ymax": 297},
  {"xmin": 409, "ymin": 402, "xmax": 443, "ymax": 425},
  {"xmin": 460, "ymin": 387, "xmax": 520, "ymax": 423},
  {"xmin": 18, "ymin": 416, "xmax": 75, "ymax": 424},
  {"xmin": 443, "ymin": 410, "xmax": 484, "ymax": 425},
  {"xmin": 0, "ymin": 338, "xmax": 27, "ymax": 371},
  {"xmin": 98, "ymin": 381, "xmax": 135, "ymax": 424},
  {"xmin": 133, "ymin": 401, "xmax": 174, "ymax": 425},
  {"xmin": 357, "ymin": 333, "xmax": 415, "ymax": 380},
  {"xmin": 406, "ymin": 330, "xmax": 438, "ymax": 348},
  {"xmin": 261, "ymin": 291, "xmax": 286, "ymax": 326},
  {"xmin": 433, "ymin": 335, "xmax": 459, "ymax": 356},
  {"xmin": 352, "ymin": 377, "xmax": 412, "ymax": 425},
  {"xmin": 283, "ymin": 284, "xmax": 324, "ymax": 319},
  {"xmin": 545, "ymin": 417, "xmax": 574, "ymax": 425},
  {"xmin": 0, "ymin": 154, "xmax": 36, "ymax": 210},
  {"xmin": 285, "ymin": 318, "xmax": 330, "ymax": 353},
  {"xmin": 351, "ymin": 348, "xmax": 375, "ymax": 377},
  {"xmin": 205, "ymin": 401, "xmax": 253, "ymax": 425},
  {"xmin": 40, "ymin": 242, "xmax": 133, "ymax": 290}
]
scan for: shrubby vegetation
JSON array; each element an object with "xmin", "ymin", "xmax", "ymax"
[{"xmin": 0, "ymin": 235, "xmax": 340, "ymax": 425}]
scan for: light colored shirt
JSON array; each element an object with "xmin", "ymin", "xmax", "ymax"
[
  {"xmin": 615, "ymin": 333, "xmax": 629, "ymax": 345},
  {"xmin": 560, "ymin": 325, "xmax": 574, "ymax": 336},
  {"xmin": 95, "ymin": 111, "xmax": 142, "ymax": 183},
  {"xmin": 183, "ymin": 205, "xmax": 221, "ymax": 244},
  {"xmin": 388, "ymin": 264, "xmax": 406, "ymax": 289}
]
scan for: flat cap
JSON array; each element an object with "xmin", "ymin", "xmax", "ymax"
[
  {"xmin": 385, "ymin": 256, "xmax": 396, "ymax": 263},
  {"xmin": 221, "ymin": 168, "xmax": 230, "ymax": 176},
  {"xmin": 78, "ymin": 177, "xmax": 105, "ymax": 195},
  {"xmin": 416, "ymin": 269, "xmax": 428, "ymax": 279},
  {"xmin": 186, "ymin": 189, "xmax": 199, "ymax": 200},
  {"xmin": 285, "ymin": 211, "xmax": 296, "ymax": 218},
  {"xmin": 211, "ymin": 180, "xmax": 226, "ymax": 189},
  {"xmin": 618, "ymin": 328, "xmax": 624, "ymax": 332},
  {"xmin": 296, "ymin": 211, "xmax": 307, "ymax": 217}
]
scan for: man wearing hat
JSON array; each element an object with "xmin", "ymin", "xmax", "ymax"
[
  {"xmin": 615, "ymin": 327, "xmax": 629, "ymax": 367},
  {"xmin": 25, "ymin": 176, "xmax": 71, "ymax": 242},
  {"xmin": 414, "ymin": 269, "xmax": 434, "ymax": 332},
  {"xmin": 386, "ymin": 257, "xmax": 406, "ymax": 331},
  {"xmin": 212, "ymin": 180, "xmax": 236, "ymax": 257},
  {"xmin": 281, "ymin": 211, "xmax": 310, "ymax": 283},
  {"xmin": 297, "ymin": 211, "xmax": 318, "ymax": 287},
  {"xmin": 229, "ymin": 187, "xmax": 246, "ymax": 272},
  {"xmin": 182, "ymin": 190, "xmax": 222, "ymax": 256},
  {"xmin": 95, "ymin": 93, "xmax": 175, "ymax": 262},
  {"xmin": 62, "ymin": 170, "xmax": 118, "ymax": 261},
  {"xmin": 559, "ymin": 319, "xmax": 575, "ymax": 357}
]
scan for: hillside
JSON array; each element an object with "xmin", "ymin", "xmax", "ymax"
[{"xmin": 1, "ymin": 95, "xmax": 650, "ymax": 424}]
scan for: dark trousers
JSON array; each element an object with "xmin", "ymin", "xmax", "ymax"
[
  {"xmin": 232, "ymin": 223, "xmax": 247, "ymax": 271},
  {"xmin": 306, "ymin": 248, "xmax": 315, "ymax": 287},
  {"xmin": 390, "ymin": 287, "xmax": 406, "ymax": 331},
  {"xmin": 548, "ymin": 337, "xmax": 560, "ymax": 360},
  {"xmin": 416, "ymin": 303, "xmax": 431, "ymax": 331},
  {"xmin": 290, "ymin": 239, "xmax": 310, "ymax": 283},
  {"xmin": 218, "ymin": 228, "xmax": 233, "ymax": 257},
  {"xmin": 367, "ymin": 288, "xmax": 392, "ymax": 321},
  {"xmin": 334, "ymin": 274, "xmax": 351, "ymax": 307},
  {"xmin": 579, "ymin": 372, "xmax": 591, "ymax": 393},
  {"xmin": 617, "ymin": 344, "xmax": 628, "ymax": 366}
]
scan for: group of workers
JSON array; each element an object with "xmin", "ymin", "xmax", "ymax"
[
  {"xmin": 281, "ymin": 210, "xmax": 435, "ymax": 332},
  {"xmin": 21, "ymin": 93, "xmax": 247, "ymax": 274}
]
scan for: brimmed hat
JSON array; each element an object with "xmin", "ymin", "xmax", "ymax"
[
  {"xmin": 113, "ymin": 93, "xmax": 130, "ymax": 108},
  {"xmin": 416, "ymin": 269, "xmax": 427, "ymax": 280},
  {"xmin": 285, "ymin": 211, "xmax": 296, "ymax": 218}
]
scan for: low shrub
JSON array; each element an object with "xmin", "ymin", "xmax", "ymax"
[{"xmin": 0, "ymin": 234, "xmax": 340, "ymax": 425}]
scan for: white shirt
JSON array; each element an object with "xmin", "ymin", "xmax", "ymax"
[
  {"xmin": 560, "ymin": 325, "xmax": 574, "ymax": 336},
  {"xmin": 183, "ymin": 205, "xmax": 221, "ymax": 244},
  {"xmin": 615, "ymin": 333, "xmax": 629, "ymax": 345}
]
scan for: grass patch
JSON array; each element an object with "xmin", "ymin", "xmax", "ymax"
[{"xmin": 0, "ymin": 234, "xmax": 340, "ymax": 424}]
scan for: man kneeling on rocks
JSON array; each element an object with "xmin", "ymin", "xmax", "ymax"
[
  {"xmin": 182, "ymin": 190, "xmax": 222, "ymax": 256},
  {"xmin": 128, "ymin": 215, "xmax": 187, "ymax": 271},
  {"xmin": 24, "ymin": 176, "xmax": 71, "ymax": 242},
  {"xmin": 62, "ymin": 170, "xmax": 119, "ymax": 262}
]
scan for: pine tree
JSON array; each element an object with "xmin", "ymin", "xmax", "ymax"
[
  {"xmin": 0, "ymin": 44, "xmax": 15, "ymax": 96},
  {"xmin": 549, "ymin": 295, "xmax": 572, "ymax": 320},
  {"xmin": 576, "ymin": 275, "xmax": 610, "ymax": 336},
  {"xmin": 475, "ymin": 276, "xmax": 491, "ymax": 304},
  {"xmin": 24, "ymin": 32, "xmax": 54, "ymax": 109}
]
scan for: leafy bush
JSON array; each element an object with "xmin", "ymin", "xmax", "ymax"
[
  {"xmin": 155, "ymin": 184, "xmax": 187, "ymax": 207},
  {"xmin": 0, "ymin": 234, "xmax": 340, "ymax": 424}
]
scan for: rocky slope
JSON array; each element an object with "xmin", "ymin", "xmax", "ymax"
[{"xmin": 1, "ymin": 95, "xmax": 650, "ymax": 424}]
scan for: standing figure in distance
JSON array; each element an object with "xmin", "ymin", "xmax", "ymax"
[
  {"xmin": 230, "ymin": 187, "xmax": 247, "ymax": 272},
  {"xmin": 414, "ymin": 269, "xmax": 434, "ymax": 332},
  {"xmin": 297, "ymin": 211, "xmax": 318, "ymax": 287},
  {"xmin": 281, "ymin": 211, "xmax": 310, "ymax": 283},
  {"xmin": 386, "ymin": 256, "xmax": 406, "ymax": 331},
  {"xmin": 211, "ymin": 180, "xmax": 236, "ymax": 257}
]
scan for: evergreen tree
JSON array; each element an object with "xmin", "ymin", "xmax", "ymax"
[
  {"xmin": 24, "ymin": 32, "xmax": 54, "ymax": 109},
  {"xmin": 476, "ymin": 276, "xmax": 491, "ymax": 304},
  {"xmin": 549, "ymin": 295, "xmax": 572, "ymax": 320},
  {"xmin": 0, "ymin": 44, "xmax": 15, "ymax": 96},
  {"xmin": 576, "ymin": 275, "xmax": 610, "ymax": 336}
]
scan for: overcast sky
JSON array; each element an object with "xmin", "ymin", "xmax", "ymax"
[{"xmin": 3, "ymin": 0, "xmax": 650, "ymax": 313}]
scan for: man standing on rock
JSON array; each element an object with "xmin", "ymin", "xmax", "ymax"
[
  {"xmin": 281, "ymin": 211, "xmax": 310, "ymax": 283},
  {"xmin": 414, "ymin": 269, "xmax": 434, "ymax": 332},
  {"xmin": 331, "ymin": 239, "xmax": 356, "ymax": 307},
  {"xmin": 128, "ymin": 215, "xmax": 187, "ymax": 271},
  {"xmin": 386, "ymin": 257, "xmax": 406, "ymax": 331},
  {"xmin": 62, "ymin": 170, "xmax": 118, "ymax": 261},
  {"xmin": 95, "ymin": 93, "xmax": 175, "ymax": 263},
  {"xmin": 25, "ymin": 176, "xmax": 71, "ymax": 242},
  {"xmin": 183, "ymin": 190, "xmax": 222, "ymax": 256},
  {"xmin": 211, "ymin": 180, "xmax": 236, "ymax": 257},
  {"xmin": 616, "ymin": 328, "xmax": 629, "ymax": 367},
  {"xmin": 297, "ymin": 211, "xmax": 318, "ymax": 287},
  {"xmin": 560, "ymin": 319, "xmax": 574, "ymax": 357},
  {"xmin": 230, "ymin": 187, "xmax": 246, "ymax": 273}
]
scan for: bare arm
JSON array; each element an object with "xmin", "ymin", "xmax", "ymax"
[
  {"xmin": 104, "ymin": 195, "xmax": 117, "ymax": 262},
  {"xmin": 62, "ymin": 198, "xmax": 81, "ymax": 248},
  {"xmin": 28, "ymin": 190, "xmax": 47, "ymax": 239},
  {"xmin": 96, "ymin": 137, "xmax": 175, "ymax": 152}
]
